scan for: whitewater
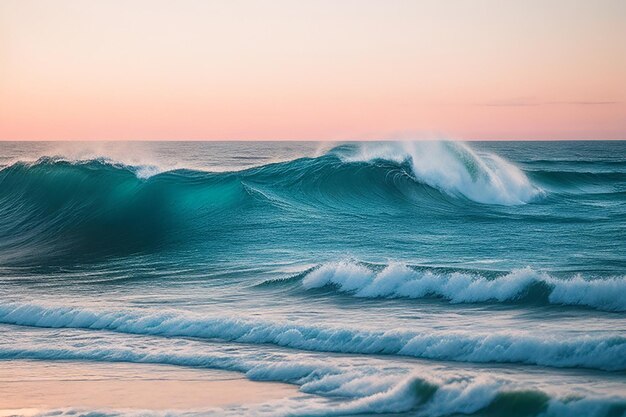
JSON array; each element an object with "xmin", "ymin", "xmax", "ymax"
[{"xmin": 0, "ymin": 140, "xmax": 625, "ymax": 416}]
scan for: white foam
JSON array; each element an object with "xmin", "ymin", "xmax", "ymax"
[
  {"xmin": 341, "ymin": 141, "xmax": 541, "ymax": 205},
  {"xmin": 302, "ymin": 261, "xmax": 626, "ymax": 311},
  {"xmin": 0, "ymin": 302, "xmax": 623, "ymax": 370},
  {"xmin": 302, "ymin": 261, "xmax": 375, "ymax": 291}
]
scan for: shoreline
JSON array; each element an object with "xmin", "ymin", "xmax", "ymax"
[{"xmin": 0, "ymin": 359, "xmax": 298, "ymax": 413}]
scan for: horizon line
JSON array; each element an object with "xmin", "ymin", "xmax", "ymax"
[{"xmin": 1, "ymin": 138, "xmax": 625, "ymax": 142}]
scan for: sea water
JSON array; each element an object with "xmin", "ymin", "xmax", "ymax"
[{"xmin": 0, "ymin": 140, "xmax": 624, "ymax": 416}]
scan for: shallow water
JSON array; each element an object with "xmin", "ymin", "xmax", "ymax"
[{"xmin": 0, "ymin": 140, "xmax": 624, "ymax": 416}]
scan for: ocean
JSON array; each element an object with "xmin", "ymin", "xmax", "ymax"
[{"xmin": 0, "ymin": 140, "xmax": 624, "ymax": 416}]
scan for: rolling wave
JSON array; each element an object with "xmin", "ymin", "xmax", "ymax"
[
  {"xmin": 286, "ymin": 374, "xmax": 626, "ymax": 417},
  {"xmin": 0, "ymin": 302, "xmax": 624, "ymax": 370},
  {"xmin": 0, "ymin": 157, "xmax": 249, "ymax": 262},
  {"xmin": 528, "ymin": 169, "xmax": 626, "ymax": 195},
  {"xmin": 0, "ymin": 141, "xmax": 621, "ymax": 262},
  {"xmin": 298, "ymin": 261, "xmax": 626, "ymax": 312}
]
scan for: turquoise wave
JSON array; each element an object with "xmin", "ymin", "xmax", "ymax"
[{"xmin": 0, "ymin": 142, "xmax": 622, "ymax": 264}]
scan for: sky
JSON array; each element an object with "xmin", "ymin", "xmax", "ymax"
[{"xmin": 1, "ymin": 0, "xmax": 625, "ymax": 141}]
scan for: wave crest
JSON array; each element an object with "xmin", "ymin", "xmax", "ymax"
[
  {"xmin": 302, "ymin": 261, "xmax": 626, "ymax": 312},
  {"xmin": 337, "ymin": 141, "xmax": 542, "ymax": 205}
]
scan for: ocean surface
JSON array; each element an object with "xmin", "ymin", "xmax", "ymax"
[{"xmin": 0, "ymin": 140, "xmax": 625, "ymax": 416}]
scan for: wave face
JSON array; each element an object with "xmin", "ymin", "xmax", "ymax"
[
  {"xmin": 299, "ymin": 261, "xmax": 626, "ymax": 312},
  {"xmin": 0, "ymin": 157, "xmax": 249, "ymax": 262}
]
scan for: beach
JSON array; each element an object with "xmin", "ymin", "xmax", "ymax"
[{"xmin": 0, "ymin": 360, "xmax": 297, "ymax": 415}]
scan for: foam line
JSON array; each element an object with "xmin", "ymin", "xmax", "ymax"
[{"xmin": 0, "ymin": 302, "xmax": 624, "ymax": 371}]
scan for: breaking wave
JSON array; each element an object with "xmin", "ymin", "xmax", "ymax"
[
  {"xmin": 0, "ymin": 302, "xmax": 624, "ymax": 371},
  {"xmin": 338, "ymin": 141, "xmax": 541, "ymax": 204},
  {"xmin": 2, "ymin": 140, "xmax": 622, "ymax": 265},
  {"xmin": 0, "ymin": 141, "xmax": 546, "ymax": 263},
  {"xmin": 299, "ymin": 261, "xmax": 626, "ymax": 312}
]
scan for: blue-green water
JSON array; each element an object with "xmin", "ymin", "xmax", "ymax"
[{"xmin": 0, "ymin": 140, "xmax": 625, "ymax": 416}]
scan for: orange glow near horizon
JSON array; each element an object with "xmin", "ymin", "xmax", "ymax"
[{"xmin": 1, "ymin": 0, "xmax": 625, "ymax": 140}]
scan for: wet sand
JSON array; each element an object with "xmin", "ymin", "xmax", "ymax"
[{"xmin": 0, "ymin": 360, "xmax": 298, "ymax": 414}]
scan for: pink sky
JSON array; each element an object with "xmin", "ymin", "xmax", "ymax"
[{"xmin": 1, "ymin": 0, "xmax": 625, "ymax": 140}]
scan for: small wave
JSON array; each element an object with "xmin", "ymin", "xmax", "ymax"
[
  {"xmin": 0, "ymin": 302, "xmax": 624, "ymax": 371},
  {"xmin": 301, "ymin": 261, "xmax": 626, "ymax": 312},
  {"xmin": 528, "ymin": 168, "xmax": 626, "ymax": 195},
  {"xmin": 1, "ymin": 155, "xmax": 166, "ymax": 178},
  {"xmin": 311, "ymin": 375, "xmax": 626, "ymax": 417}
]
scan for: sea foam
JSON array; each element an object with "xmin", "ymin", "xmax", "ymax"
[
  {"xmin": 0, "ymin": 302, "xmax": 624, "ymax": 371},
  {"xmin": 302, "ymin": 261, "xmax": 626, "ymax": 311},
  {"xmin": 339, "ymin": 141, "xmax": 541, "ymax": 205}
]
